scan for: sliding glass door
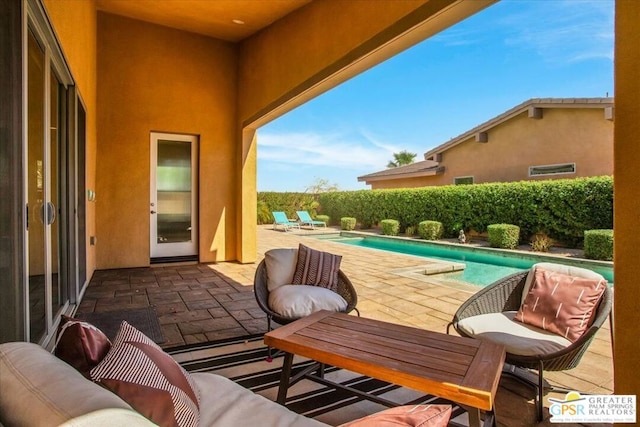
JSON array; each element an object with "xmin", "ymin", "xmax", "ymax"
[{"xmin": 26, "ymin": 21, "xmax": 70, "ymax": 343}]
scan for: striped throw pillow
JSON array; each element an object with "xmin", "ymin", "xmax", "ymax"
[
  {"xmin": 90, "ymin": 321, "xmax": 199, "ymax": 427},
  {"xmin": 292, "ymin": 244, "xmax": 342, "ymax": 292}
]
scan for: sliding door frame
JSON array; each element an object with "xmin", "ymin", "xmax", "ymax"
[{"xmin": 23, "ymin": 0, "xmax": 77, "ymax": 345}]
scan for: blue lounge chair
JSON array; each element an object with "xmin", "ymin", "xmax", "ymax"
[
  {"xmin": 272, "ymin": 211, "xmax": 300, "ymax": 231},
  {"xmin": 296, "ymin": 210, "xmax": 326, "ymax": 229}
]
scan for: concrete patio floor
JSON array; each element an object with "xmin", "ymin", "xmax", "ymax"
[{"xmin": 78, "ymin": 225, "xmax": 613, "ymax": 426}]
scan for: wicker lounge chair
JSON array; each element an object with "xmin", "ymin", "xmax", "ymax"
[
  {"xmin": 254, "ymin": 253, "xmax": 359, "ymax": 331},
  {"xmin": 447, "ymin": 263, "xmax": 612, "ymax": 421}
]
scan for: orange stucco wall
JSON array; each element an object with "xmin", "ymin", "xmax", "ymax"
[
  {"xmin": 43, "ymin": 0, "xmax": 98, "ymax": 278},
  {"xmin": 613, "ymin": 0, "xmax": 640, "ymax": 399},
  {"xmin": 96, "ymin": 13, "xmax": 238, "ymax": 268},
  {"xmin": 369, "ymin": 108, "xmax": 613, "ymax": 189}
]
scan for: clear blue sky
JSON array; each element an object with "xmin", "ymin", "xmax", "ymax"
[{"xmin": 257, "ymin": 0, "xmax": 614, "ymax": 192}]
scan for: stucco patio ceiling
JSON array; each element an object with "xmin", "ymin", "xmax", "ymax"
[{"xmin": 95, "ymin": 0, "xmax": 311, "ymax": 42}]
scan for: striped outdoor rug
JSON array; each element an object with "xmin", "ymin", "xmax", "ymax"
[{"xmin": 168, "ymin": 335, "xmax": 470, "ymax": 426}]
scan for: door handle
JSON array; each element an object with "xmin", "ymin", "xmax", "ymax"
[
  {"xmin": 47, "ymin": 202, "xmax": 56, "ymax": 225},
  {"xmin": 150, "ymin": 210, "xmax": 157, "ymax": 214}
]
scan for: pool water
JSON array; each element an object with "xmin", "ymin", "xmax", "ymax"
[{"xmin": 323, "ymin": 235, "xmax": 613, "ymax": 287}]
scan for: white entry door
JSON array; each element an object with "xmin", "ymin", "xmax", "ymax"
[{"xmin": 150, "ymin": 132, "xmax": 198, "ymax": 259}]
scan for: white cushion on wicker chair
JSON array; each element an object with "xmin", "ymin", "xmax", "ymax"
[
  {"xmin": 269, "ymin": 285, "xmax": 348, "ymax": 319},
  {"xmin": 457, "ymin": 311, "xmax": 572, "ymax": 356},
  {"xmin": 265, "ymin": 248, "xmax": 298, "ymax": 292}
]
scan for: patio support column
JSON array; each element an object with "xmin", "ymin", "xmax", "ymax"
[
  {"xmin": 613, "ymin": 0, "xmax": 640, "ymax": 399},
  {"xmin": 237, "ymin": 127, "xmax": 258, "ymax": 263}
]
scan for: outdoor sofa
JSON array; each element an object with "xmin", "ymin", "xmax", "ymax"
[
  {"xmin": 0, "ymin": 337, "xmax": 451, "ymax": 427},
  {"xmin": 0, "ymin": 341, "xmax": 329, "ymax": 427}
]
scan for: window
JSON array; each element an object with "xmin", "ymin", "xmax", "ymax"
[
  {"xmin": 454, "ymin": 176, "xmax": 474, "ymax": 185},
  {"xmin": 529, "ymin": 163, "xmax": 576, "ymax": 177}
]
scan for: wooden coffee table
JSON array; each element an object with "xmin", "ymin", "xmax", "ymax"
[{"xmin": 264, "ymin": 310, "xmax": 505, "ymax": 427}]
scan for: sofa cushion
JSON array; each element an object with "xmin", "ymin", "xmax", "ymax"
[
  {"xmin": 265, "ymin": 248, "xmax": 298, "ymax": 292},
  {"xmin": 59, "ymin": 408, "xmax": 157, "ymax": 427},
  {"xmin": 0, "ymin": 342, "xmax": 132, "ymax": 427},
  {"xmin": 339, "ymin": 404, "xmax": 452, "ymax": 427},
  {"xmin": 515, "ymin": 267, "xmax": 607, "ymax": 342},
  {"xmin": 456, "ymin": 311, "xmax": 572, "ymax": 356},
  {"xmin": 90, "ymin": 321, "xmax": 199, "ymax": 427},
  {"xmin": 269, "ymin": 284, "xmax": 348, "ymax": 319},
  {"xmin": 191, "ymin": 372, "xmax": 329, "ymax": 426},
  {"xmin": 292, "ymin": 244, "xmax": 342, "ymax": 291},
  {"xmin": 54, "ymin": 315, "xmax": 111, "ymax": 377}
]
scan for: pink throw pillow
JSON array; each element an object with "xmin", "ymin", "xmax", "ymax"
[
  {"xmin": 292, "ymin": 243, "xmax": 342, "ymax": 292},
  {"xmin": 340, "ymin": 404, "xmax": 452, "ymax": 427},
  {"xmin": 54, "ymin": 315, "xmax": 111, "ymax": 378},
  {"xmin": 515, "ymin": 267, "xmax": 607, "ymax": 342}
]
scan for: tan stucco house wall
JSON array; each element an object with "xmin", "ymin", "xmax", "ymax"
[{"xmin": 359, "ymin": 99, "xmax": 613, "ymax": 189}]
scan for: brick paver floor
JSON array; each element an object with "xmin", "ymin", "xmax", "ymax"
[{"xmin": 78, "ymin": 225, "xmax": 613, "ymax": 426}]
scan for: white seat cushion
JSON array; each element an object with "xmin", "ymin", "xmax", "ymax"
[
  {"xmin": 456, "ymin": 311, "xmax": 572, "ymax": 356},
  {"xmin": 265, "ymin": 248, "xmax": 298, "ymax": 292},
  {"xmin": 268, "ymin": 285, "xmax": 348, "ymax": 319}
]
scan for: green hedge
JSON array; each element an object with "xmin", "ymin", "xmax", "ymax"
[
  {"xmin": 418, "ymin": 221, "xmax": 443, "ymax": 240},
  {"xmin": 316, "ymin": 176, "xmax": 612, "ymax": 247},
  {"xmin": 584, "ymin": 229, "xmax": 613, "ymax": 261},
  {"xmin": 488, "ymin": 224, "xmax": 520, "ymax": 249},
  {"xmin": 381, "ymin": 219, "xmax": 399, "ymax": 236}
]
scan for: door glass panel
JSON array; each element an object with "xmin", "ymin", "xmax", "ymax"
[
  {"xmin": 50, "ymin": 68, "xmax": 62, "ymax": 315},
  {"xmin": 27, "ymin": 31, "xmax": 46, "ymax": 342},
  {"xmin": 77, "ymin": 103, "xmax": 87, "ymax": 291},
  {"xmin": 157, "ymin": 140, "xmax": 192, "ymax": 244}
]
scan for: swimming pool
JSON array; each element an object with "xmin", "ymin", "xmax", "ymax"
[{"xmin": 318, "ymin": 232, "xmax": 614, "ymax": 287}]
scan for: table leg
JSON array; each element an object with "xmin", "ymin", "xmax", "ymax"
[
  {"xmin": 276, "ymin": 352, "xmax": 294, "ymax": 405},
  {"xmin": 317, "ymin": 362, "xmax": 325, "ymax": 379},
  {"xmin": 483, "ymin": 410, "xmax": 497, "ymax": 427},
  {"xmin": 461, "ymin": 405, "xmax": 482, "ymax": 427}
]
